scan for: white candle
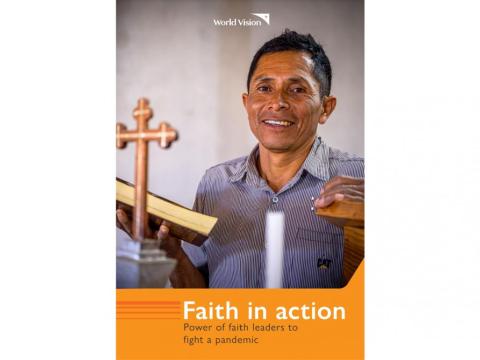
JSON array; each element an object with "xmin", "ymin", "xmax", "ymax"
[{"xmin": 265, "ymin": 211, "xmax": 285, "ymax": 288}]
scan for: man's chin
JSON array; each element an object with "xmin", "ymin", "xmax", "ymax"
[
  {"xmin": 258, "ymin": 141, "xmax": 294, "ymax": 153},
  {"xmin": 257, "ymin": 136, "xmax": 316, "ymax": 155}
]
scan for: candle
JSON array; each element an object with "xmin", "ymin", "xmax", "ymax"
[{"xmin": 265, "ymin": 211, "xmax": 285, "ymax": 288}]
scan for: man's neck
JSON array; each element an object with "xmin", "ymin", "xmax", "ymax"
[{"xmin": 257, "ymin": 138, "xmax": 315, "ymax": 193}]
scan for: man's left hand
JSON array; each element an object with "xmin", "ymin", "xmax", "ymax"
[{"xmin": 314, "ymin": 176, "xmax": 364, "ymax": 209}]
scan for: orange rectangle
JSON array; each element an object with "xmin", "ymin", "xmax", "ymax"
[{"xmin": 117, "ymin": 261, "xmax": 364, "ymax": 360}]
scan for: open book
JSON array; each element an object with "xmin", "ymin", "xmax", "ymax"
[{"xmin": 116, "ymin": 178, "xmax": 217, "ymax": 246}]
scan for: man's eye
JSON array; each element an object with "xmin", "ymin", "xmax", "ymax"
[
  {"xmin": 291, "ymin": 87, "xmax": 306, "ymax": 93},
  {"xmin": 257, "ymin": 86, "xmax": 271, "ymax": 92}
]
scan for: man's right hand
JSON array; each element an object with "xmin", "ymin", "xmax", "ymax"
[
  {"xmin": 157, "ymin": 220, "xmax": 186, "ymax": 261},
  {"xmin": 116, "ymin": 208, "xmax": 186, "ymax": 261},
  {"xmin": 116, "ymin": 208, "xmax": 206, "ymax": 288},
  {"xmin": 116, "ymin": 207, "xmax": 155, "ymax": 240}
]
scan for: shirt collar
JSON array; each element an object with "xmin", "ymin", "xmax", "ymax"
[
  {"xmin": 302, "ymin": 137, "xmax": 330, "ymax": 181},
  {"xmin": 228, "ymin": 137, "xmax": 330, "ymax": 184},
  {"xmin": 228, "ymin": 144, "xmax": 261, "ymax": 185}
]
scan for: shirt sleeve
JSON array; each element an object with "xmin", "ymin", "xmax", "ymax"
[{"xmin": 180, "ymin": 173, "xmax": 209, "ymax": 267}]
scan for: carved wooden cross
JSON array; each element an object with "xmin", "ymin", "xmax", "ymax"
[{"xmin": 116, "ymin": 98, "xmax": 178, "ymax": 241}]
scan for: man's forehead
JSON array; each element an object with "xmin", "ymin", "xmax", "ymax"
[{"xmin": 252, "ymin": 50, "xmax": 315, "ymax": 80}]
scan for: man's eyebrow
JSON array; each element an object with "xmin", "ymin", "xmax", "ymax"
[
  {"xmin": 252, "ymin": 75, "xmax": 274, "ymax": 83},
  {"xmin": 287, "ymin": 76, "xmax": 310, "ymax": 84},
  {"xmin": 252, "ymin": 75, "xmax": 312, "ymax": 84}
]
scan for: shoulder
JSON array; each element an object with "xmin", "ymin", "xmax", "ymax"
[
  {"xmin": 194, "ymin": 156, "xmax": 248, "ymax": 209},
  {"xmin": 328, "ymin": 146, "xmax": 363, "ymax": 162},
  {"xmin": 200, "ymin": 155, "xmax": 248, "ymax": 185},
  {"xmin": 327, "ymin": 145, "xmax": 364, "ymax": 178}
]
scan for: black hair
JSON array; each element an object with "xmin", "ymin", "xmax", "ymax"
[{"xmin": 246, "ymin": 29, "xmax": 332, "ymax": 97}]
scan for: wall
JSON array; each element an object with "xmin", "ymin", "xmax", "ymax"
[{"xmin": 117, "ymin": 0, "xmax": 364, "ymax": 207}]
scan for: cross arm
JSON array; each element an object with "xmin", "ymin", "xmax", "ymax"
[{"xmin": 116, "ymin": 123, "xmax": 178, "ymax": 149}]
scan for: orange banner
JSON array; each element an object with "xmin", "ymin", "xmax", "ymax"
[{"xmin": 117, "ymin": 261, "xmax": 363, "ymax": 360}]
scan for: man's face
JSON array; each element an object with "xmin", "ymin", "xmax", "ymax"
[{"xmin": 242, "ymin": 50, "xmax": 334, "ymax": 154}]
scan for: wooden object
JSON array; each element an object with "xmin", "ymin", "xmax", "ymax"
[
  {"xmin": 116, "ymin": 178, "xmax": 217, "ymax": 246},
  {"xmin": 116, "ymin": 98, "xmax": 178, "ymax": 241},
  {"xmin": 316, "ymin": 200, "xmax": 364, "ymax": 285}
]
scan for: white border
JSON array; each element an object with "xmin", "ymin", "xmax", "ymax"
[
  {"xmin": 1, "ymin": 1, "xmax": 480, "ymax": 359},
  {"xmin": 366, "ymin": 0, "xmax": 480, "ymax": 358},
  {"xmin": 0, "ymin": 1, "xmax": 115, "ymax": 359}
]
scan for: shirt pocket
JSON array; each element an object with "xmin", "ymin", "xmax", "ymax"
[{"xmin": 287, "ymin": 227, "xmax": 344, "ymax": 288}]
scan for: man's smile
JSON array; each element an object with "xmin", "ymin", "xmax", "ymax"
[{"xmin": 262, "ymin": 119, "xmax": 295, "ymax": 127}]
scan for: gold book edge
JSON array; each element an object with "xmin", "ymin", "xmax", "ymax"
[{"xmin": 116, "ymin": 178, "xmax": 217, "ymax": 237}]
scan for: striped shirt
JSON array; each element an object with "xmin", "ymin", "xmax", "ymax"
[{"xmin": 182, "ymin": 137, "xmax": 364, "ymax": 288}]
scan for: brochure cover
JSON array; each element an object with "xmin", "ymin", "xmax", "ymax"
[{"xmin": 116, "ymin": 0, "xmax": 364, "ymax": 359}]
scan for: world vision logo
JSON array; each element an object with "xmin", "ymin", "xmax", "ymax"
[
  {"xmin": 213, "ymin": 12, "xmax": 270, "ymax": 27},
  {"xmin": 251, "ymin": 13, "xmax": 270, "ymax": 25}
]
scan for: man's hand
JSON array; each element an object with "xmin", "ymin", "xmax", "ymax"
[
  {"xmin": 157, "ymin": 221, "xmax": 186, "ymax": 261},
  {"xmin": 116, "ymin": 209, "xmax": 185, "ymax": 259},
  {"xmin": 314, "ymin": 176, "xmax": 364, "ymax": 209},
  {"xmin": 116, "ymin": 207, "xmax": 155, "ymax": 239},
  {"xmin": 157, "ymin": 220, "xmax": 206, "ymax": 288},
  {"xmin": 116, "ymin": 208, "xmax": 206, "ymax": 287}
]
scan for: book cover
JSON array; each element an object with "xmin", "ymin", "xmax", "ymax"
[
  {"xmin": 116, "ymin": 178, "xmax": 217, "ymax": 245},
  {"xmin": 116, "ymin": 1, "xmax": 364, "ymax": 359}
]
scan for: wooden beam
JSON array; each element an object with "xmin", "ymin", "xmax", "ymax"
[{"xmin": 316, "ymin": 200, "xmax": 364, "ymax": 285}]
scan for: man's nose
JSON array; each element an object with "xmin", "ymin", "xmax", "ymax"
[{"xmin": 268, "ymin": 91, "xmax": 290, "ymax": 111}]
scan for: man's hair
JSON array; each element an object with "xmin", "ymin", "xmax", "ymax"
[{"xmin": 246, "ymin": 29, "xmax": 332, "ymax": 97}]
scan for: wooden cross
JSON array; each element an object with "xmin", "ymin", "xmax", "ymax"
[{"xmin": 116, "ymin": 98, "xmax": 178, "ymax": 241}]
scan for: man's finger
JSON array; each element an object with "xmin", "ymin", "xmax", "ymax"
[
  {"xmin": 320, "ymin": 185, "xmax": 364, "ymax": 200},
  {"xmin": 161, "ymin": 220, "xmax": 172, "ymax": 228},
  {"xmin": 315, "ymin": 193, "xmax": 364, "ymax": 209},
  {"xmin": 314, "ymin": 193, "xmax": 344, "ymax": 208},
  {"xmin": 321, "ymin": 176, "xmax": 364, "ymax": 192},
  {"xmin": 157, "ymin": 223, "xmax": 170, "ymax": 241},
  {"xmin": 116, "ymin": 209, "xmax": 133, "ymax": 238}
]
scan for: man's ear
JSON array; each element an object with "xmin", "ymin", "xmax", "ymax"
[
  {"xmin": 242, "ymin": 93, "xmax": 248, "ymax": 109},
  {"xmin": 318, "ymin": 96, "xmax": 336, "ymax": 124}
]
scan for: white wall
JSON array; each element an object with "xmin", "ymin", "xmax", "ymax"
[{"xmin": 117, "ymin": 0, "xmax": 364, "ymax": 207}]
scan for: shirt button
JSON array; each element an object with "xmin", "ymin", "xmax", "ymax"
[{"xmin": 272, "ymin": 196, "xmax": 279, "ymax": 204}]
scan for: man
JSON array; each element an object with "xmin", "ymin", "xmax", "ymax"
[{"xmin": 117, "ymin": 30, "xmax": 364, "ymax": 288}]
